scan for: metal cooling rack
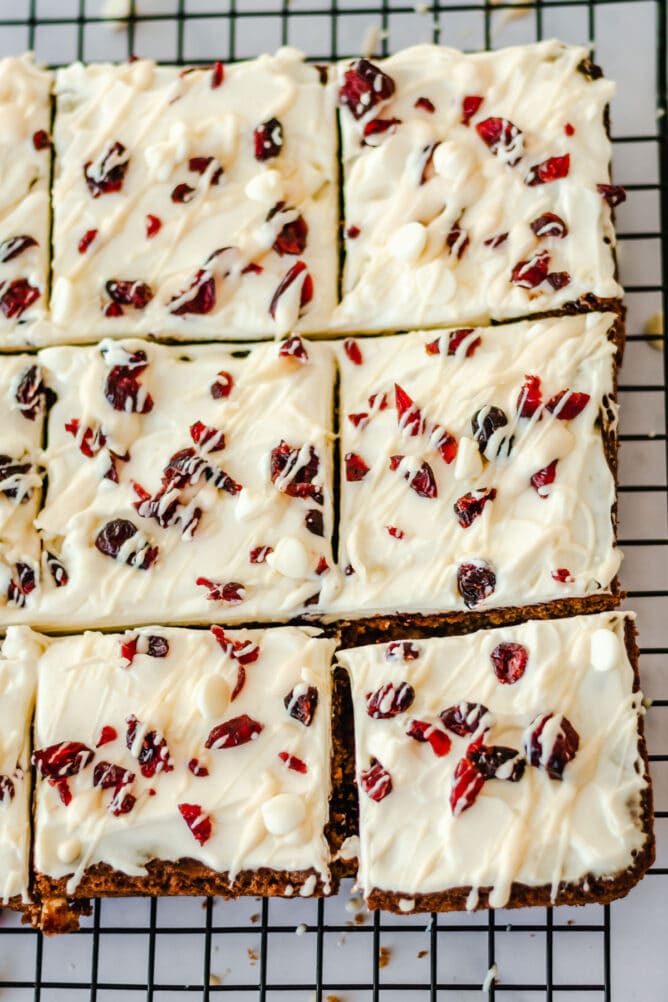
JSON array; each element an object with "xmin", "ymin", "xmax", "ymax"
[{"xmin": 0, "ymin": 0, "xmax": 666, "ymax": 999}]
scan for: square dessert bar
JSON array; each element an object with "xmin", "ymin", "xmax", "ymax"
[
  {"xmin": 338, "ymin": 612, "xmax": 654, "ymax": 912},
  {"xmin": 0, "ymin": 628, "xmax": 39, "ymax": 912},
  {"xmin": 328, "ymin": 312, "xmax": 621, "ymax": 628},
  {"xmin": 49, "ymin": 51, "xmax": 338, "ymax": 343},
  {"xmin": 29, "ymin": 625, "xmax": 336, "ymax": 931},
  {"xmin": 25, "ymin": 336, "xmax": 335, "ymax": 629},
  {"xmin": 0, "ymin": 355, "xmax": 50, "ymax": 616},
  {"xmin": 0, "ymin": 56, "xmax": 52, "ymax": 346},
  {"xmin": 332, "ymin": 40, "xmax": 623, "ymax": 333}
]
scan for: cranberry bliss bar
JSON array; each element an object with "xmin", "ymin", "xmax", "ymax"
[
  {"xmin": 48, "ymin": 51, "xmax": 338, "ymax": 343},
  {"xmin": 25, "ymin": 336, "xmax": 335, "ymax": 629},
  {"xmin": 337, "ymin": 612, "xmax": 654, "ymax": 912},
  {"xmin": 327, "ymin": 312, "xmax": 621, "ymax": 629},
  {"xmin": 332, "ymin": 41, "xmax": 624, "ymax": 333},
  {"xmin": 0, "ymin": 56, "xmax": 52, "ymax": 346},
  {"xmin": 27, "ymin": 625, "xmax": 336, "ymax": 931}
]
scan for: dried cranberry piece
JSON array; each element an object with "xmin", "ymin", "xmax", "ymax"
[
  {"xmin": 16, "ymin": 364, "xmax": 52, "ymax": 420},
  {"xmin": 490, "ymin": 642, "xmax": 528, "ymax": 684},
  {"xmin": 362, "ymin": 117, "xmax": 401, "ymax": 145},
  {"xmin": 386, "ymin": 641, "xmax": 420, "ymax": 662},
  {"xmin": 545, "ymin": 390, "xmax": 590, "ymax": 419},
  {"xmin": 32, "ymin": 741, "xmax": 94, "ymax": 780},
  {"xmin": 305, "ymin": 509, "xmax": 323, "ymax": 536},
  {"xmin": 178, "ymin": 802, "xmax": 213, "ymax": 844},
  {"xmin": 0, "ymin": 455, "xmax": 33, "ymax": 501},
  {"xmin": 551, "ymin": 567, "xmax": 574, "ymax": 583},
  {"xmin": 270, "ymin": 441, "xmax": 322, "ymax": 502},
  {"xmin": 450, "ymin": 756, "xmax": 485, "ymax": 815},
  {"xmin": 171, "ymin": 183, "xmax": 195, "ymax": 204},
  {"xmin": 110, "ymin": 789, "xmax": 136, "ymax": 815},
  {"xmin": 484, "ymin": 231, "xmax": 509, "ymax": 249},
  {"xmin": 440, "ymin": 701, "xmax": 490, "ymax": 737},
  {"xmin": 525, "ymin": 154, "xmax": 570, "ymax": 186},
  {"xmin": 8, "ymin": 562, "xmax": 36, "ymax": 607},
  {"xmin": 531, "ymin": 459, "xmax": 558, "ymax": 497},
  {"xmin": 446, "ymin": 217, "xmax": 469, "ymax": 259},
  {"xmin": 93, "ymin": 761, "xmax": 135, "ymax": 790},
  {"xmin": 456, "ymin": 561, "xmax": 496, "ymax": 608},
  {"xmin": 230, "ymin": 665, "xmax": 246, "ymax": 702},
  {"xmin": 96, "ymin": 726, "xmax": 117, "ymax": 748},
  {"xmin": 169, "ymin": 270, "xmax": 216, "ymax": 316},
  {"xmin": 84, "ymin": 142, "xmax": 129, "ymax": 197},
  {"xmin": 44, "ymin": 551, "xmax": 66, "ymax": 589},
  {"xmin": 366, "ymin": 681, "xmax": 415, "ymax": 719},
  {"xmin": 32, "ymin": 129, "xmax": 50, "ymax": 150},
  {"xmin": 511, "ymin": 251, "xmax": 550, "ymax": 289},
  {"xmin": 278, "ymin": 334, "xmax": 309, "ymax": 363},
  {"xmin": 268, "ymin": 204, "xmax": 308, "ymax": 256},
  {"xmin": 254, "ymin": 117, "xmax": 284, "ymax": 161},
  {"xmin": 188, "ymin": 758, "xmax": 210, "ymax": 777},
  {"xmin": 146, "ymin": 214, "xmax": 162, "ymax": 238},
  {"xmin": 547, "ymin": 271, "xmax": 570, "ymax": 290},
  {"xmin": 205, "ymin": 714, "xmax": 264, "ymax": 749},
  {"xmin": 395, "ymin": 384, "xmax": 424, "ymax": 436},
  {"xmin": 250, "ymin": 545, "xmax": 273, "ymax": 564},
  {"xmin": 461, "ymin": 95, "xmax": 483, "ymax": 126},
  {"xmin": 0, "ymin": 235, "xmax": 38, "ymax": 263},
  {"xmin": 415, "ymin": 96, "xmax": 435, "ymax": 113},
  {"xmin": 121, "ymin": 636, "xmax": 138, "ymax": 665},
  {"xmin": 386, "ymin": 525, "xmax": 404, "ymax": 539},
  {"xmin": 406, "ymin": 719, "xmax": 451, "ymax": 757},
  {"xmin": 369, "ymin": 391, "xmax": 388, "ymax": 411},
  {"xmin": 78, "ymin": 229, "xmax": 97, "ymax": 254},
  {"xmin": 418, "ymin": 141, "xmax": 439, "ymax": 185},
  {"xmin": 106, "ymin": 280, "xmax": 153, "ymax": 310},
  {"xmin": 284, "ymin": 685, "xmax": 318, "ymax": 726},
  {"xmin": 346, "ymin": 225, "xmax": 361, "ymax": 239},
  {"xmin": 453, "ymin": 487, "xmax": 497, "ymax": 528},
  {"xmin": 125, "ymin": 715, "xmax": 173, "ymax": 777},
  {"xmin": 516, "ymin": 375, "xmax": 542, "ymax": 418},
  {"xmin": 475, "ymin": 117, "xmax": 523, "ymax": 165},
  {"xmin": 55, "ymin": 779, "xmax": 72, "ymax": 806},
  {"xmin": 188, "ymin": 155, "xmax": 223, "ymax": 185},
  {"xmin": 95, "ymin": 519, "xmax": 158, "ymax": 571},
  {"xmin": 471, "ymin": 406, "xmax": 513, "ymax": 458},
  {"xmin": 343, "ymin": 338, "xmax": 363, "ymax": 365},
  {"xmin": 389, "ymin": 455, "xmax": 438, "ymax": 499},
  {"xmin": 278, "ymin": 751, "xmax": 307, "ymax": 773},
  {"xmin": 211, "ymin": 370, "xmax": 233, "ymax": 398},
  {"xmin": 345, "ymin": 451, "xmax": 370, "ymax": 482},
  {"xmin": 448, "ymin": 328, "xmax": 481, "ymax": 357},
  {"xmin": 565, "ymin": 123, "xmax": 575, "ymax": 136},
  {"xmin": 0, "ymin": 776, "xmax": 15, "ymax": 801},
  {"xmin": 211, "ymin": 61, "xmax": 224, "ymax": 88},
  {"xmin": 189, "ymin": 421, "xmax": 225, "ymax": 454},
  {"xmin": 597, "ymin": 183, "xmax": 626, "ymax": 207},
  {"xmin": 469, "ymin": 745, "xmax": 525, "ymax": 782},
  {"xmin": 269, "ymin": 261, "xmax": 313, "ymax": 320},
  {"xmin": 0, "ymin": 279, "xmax": 39, "ymax": 319},
  {"xmin": 104, "ymin": 302, "xmax": 123, "ymax": 318},
  {"xmin": 339, "ymin": 59, "xmax": 395, "ymax": 119},
  {"xmin": 147, "ymin": 635, "xmax": 169, "ymax": 658},
  {"xmin": 196, "ymin": 578, "xmax": 245, "ymax": 603},
  {"xmin": 531, "ymin": 213, "xmax": 568, "ymax": 239},
  {"xmin": 523, "ymin": 712, "xmax": 579, "ymax": 780},
  {"xmin": 103, "ymin": 352, "xmax": 154, "ymax": 414},
  {"xmin": 65, "ymin": 418, "xmax": 107, "ymax": 458},
  {"xmin": 210, "ymin": 625, "xmax": 260, "ymax": 666},
  {"xmin": 360, "ymin": 759, "xmax": 392, "ymax": 801}
]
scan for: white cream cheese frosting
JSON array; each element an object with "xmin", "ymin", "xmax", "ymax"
[
  {"xmin": 0, "ymin": 355, "xmax": 49, "ymax": 614},
  {"xmin": 25, "ymin": 336, "xmax": 335, "ymax": 629},
  {"xmin": 0, "ymin": 627, "xmax": 41, "ymax": 903},
  {"xmin": 338, "ymin": 612, "xmax": 649, "ymax": 907},
  {"xmin": 0, "ymin": 55, "xmax": 51, "ymax": 345},
  {"xmin": 321, "ymin": 312, "xmax": 620, "ymax": 619},
  {"xmin": 28, "ymin": 625, "xmax": 335, "ymax": 892},
  {"xmin": 46, "ymin": 50, "xmax": 337, "ymax": 343},
  {"xmin": 332, "ymin": 40, "xmax": 623, "ymax": 332}
]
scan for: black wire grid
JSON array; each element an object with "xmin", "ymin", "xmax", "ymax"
[{"xmin": 0, "ymin": 0, "xmax": 665, "ymax": 999}]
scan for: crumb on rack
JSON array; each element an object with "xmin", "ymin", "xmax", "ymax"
[{"xmin": 379, "ymin": 946, "xmax": 392, "ymax": 968}]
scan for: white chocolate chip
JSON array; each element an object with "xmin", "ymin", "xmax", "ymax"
[
  {"xmin": 196, "ymin": 675, "xmax": 230, "ymax": 719},
  {"xmin": 388, "ymin": 222, "xmax": 427, "ymax": 262},
  {"xmin": 57, "ymin": 838, "xmax": 81, "ymax": 864},
  {"xmin": 261, "ymin": 793, "xmax": 306, "ymax": 835},
  {"xmin": 267, "ymin": 537, "xmax": 312, "ymax": 579},
  {"xmin": 50, "ymin": 277, "xmax": 74, "ymax": 325},
  {"xmin": 590, "ymin": 628, "xmax": 621, "ymax": 672},
  {"xmin": 299, "ymin": 873, "xmax": 317, "ymax": 897},
  {"xmin": 245, "ymin": 169, "xmax": 282, "ymax": 204},
  {"xmin": 454, "ymin": 436, "xmax": 483, "ymax": 480},
  {"xmin": 398, "ymin": 898, "xmax": 415, "ymax": 912}
]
